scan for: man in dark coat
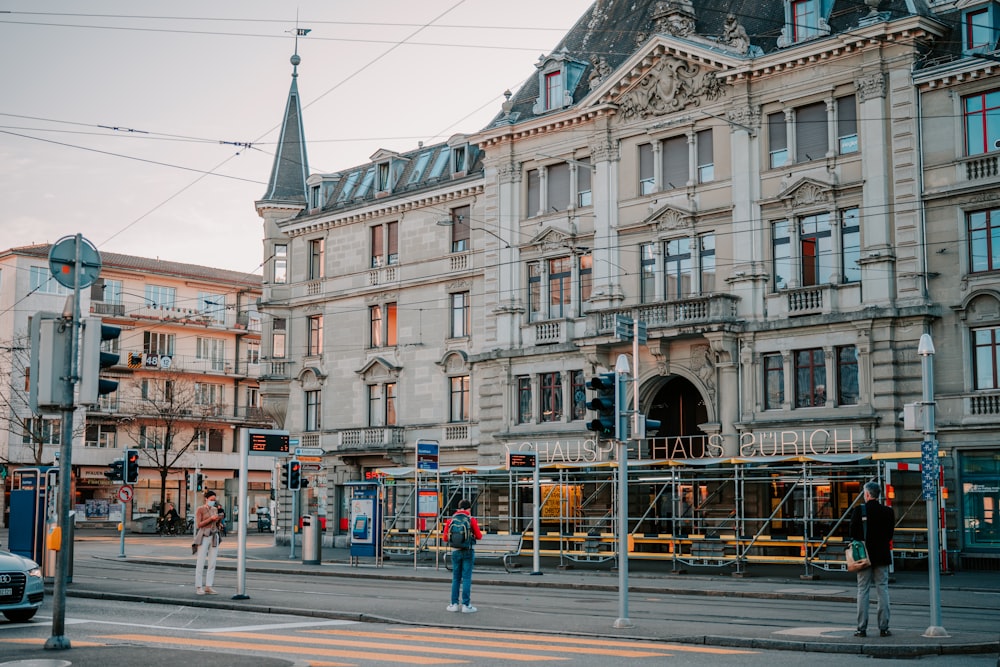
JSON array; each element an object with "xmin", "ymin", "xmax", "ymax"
[{"xmin": 849, "ymin": 481, "xmax": 895, "ymax": 637}]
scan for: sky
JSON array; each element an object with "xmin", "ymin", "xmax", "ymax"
[{"xmin": 0, "ymin": 1, "xmax": 594, "ymax": 275}]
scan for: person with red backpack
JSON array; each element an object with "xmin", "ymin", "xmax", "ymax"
[{"xmin": 443, "ymin": 498, "xmax": 483, "ymax": 613}]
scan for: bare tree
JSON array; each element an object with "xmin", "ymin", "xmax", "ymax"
[{"xmin": 116, "ymin": 370, "xmax": 215, "ymax": 520}]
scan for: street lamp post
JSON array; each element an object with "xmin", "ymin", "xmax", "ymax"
[{"xmin": 917, "ymin": 333, "xmax": 948, "ymax": 638}]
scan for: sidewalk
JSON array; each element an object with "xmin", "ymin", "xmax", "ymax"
[{"xmin": 58, "ymin": 530, "xmax": 1000, "ymax": 659}]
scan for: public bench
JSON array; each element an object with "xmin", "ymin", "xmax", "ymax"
[{"xmin": 444, "ymin": 533, "xmax": 523, "ymax": 573}]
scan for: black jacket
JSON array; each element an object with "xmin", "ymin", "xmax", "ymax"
[{"xmin": 850, "ymin": 499, "xmax": 895, "ymax": 566}]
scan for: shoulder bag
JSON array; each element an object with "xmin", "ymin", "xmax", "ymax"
[{"xmin": 846, "ymin": 503, "xmax": 871, "ymax": 572}]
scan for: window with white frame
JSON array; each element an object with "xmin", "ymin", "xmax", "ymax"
[
  {"xmin": 272, "ymin": 244, "xmax": 287, "ymax": 284},
  {"xmin": 246, "ymin": 340, "xmax": 260, "ymax": 365},
  {"xmin": 450, "ymin": 375, "xmax": 470, "ymax": 423},
  {"xmin": 145, "ymin": 284, "xmax": 176, "ymax": 309},
  {"xmin": 271, "ymin": 318, "xmax": 286, "ymax": 358},
  {"xmin": 194, "ymin": 428, "xmax": 224, "ymax": 452},
  {"xmin": 696, "ymin": 129, "xmax": 714, "ymax": 183},
  {"xmin": 22, "ymin": 418, "xmax": 61, "ymax": 445},
  {"xmin": 85, "ymin": 423, "xmax": 116, "ymax": 448},
  {"xmin": 367, "ymin": 383, "xmax": 396, "ymax": 427},
  {"xmin": 526, "ymin": 162, "xmax": 578, "ymax": 217},
  {"xmin": 139, "ymin": 425, "xmax": 165, "ymax": 449},
  {"xmin": 305, "ymin": 389, "xmax": 321, "ymax": 431},
  {"xmin": 29, "ymin": 266, "xmax": 70, "ymax": 295},
  {"xmin": 451, "ymin": 292, "xmax": 470, "ymax": 338},
  {"xmin": 196, "ymin": 337, "xmax": 226, "ymax": 370},
  {"xmin": 141, "ymin": 378, "xmax": 173, "ymax": 401},
  {"xmin": 198, "ymin": 291, "xmax": 226, "ymax": 323},
  {"xmin": 195, "ymin": 382, "xmax": 223, "ymax": 407},
  {"xmin": 577, "ymin": 158, "xmax": 592, "ymax": 207},
  {"xmin": 143, "ymin": 331, "xmax": 174, "ymax": 356},
  {"xmin": 369, "ymin": 302, "xmax": 397, "ymax": 348},
  {"xmin": 94, "ymin": 278, "xmax": 122, "ymax": 304}
]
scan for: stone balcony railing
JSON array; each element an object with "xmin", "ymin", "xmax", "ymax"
[{"xmin": 595, "ymin": 294, "xmax": 740, "ymax": 335}]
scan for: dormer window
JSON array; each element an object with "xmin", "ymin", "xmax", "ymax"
[
  {"xmin": 310, "ymin": 185, "xmax": 321, "ymax": 209},
  {"xmin": 778, "ymin": 0, "xmax": 830, "ymax": 47},
  {"xmin": 452, "ymin": 145, "xmax": 467, "ymax": 174},
  {"xmin": 377, "ymin": 162, "xmax": 391, "ymax": 191},
  {"xmin": 532, "ymin": 50, "xmax": 586, "ymax": 114},
  {"xmin": 965, "ymin": 4, "xmax": 999, "ymax": 53}
]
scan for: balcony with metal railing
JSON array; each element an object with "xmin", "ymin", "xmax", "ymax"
[
  {"xmin": 86, "ymin": 399, "xmax": 269, "ymax": 424},
  {"xmin": 119, "ymin": 351, "xmax": 260, "ymax": 378},
  {"xmin": 90, "ymin": 299, "xmax": 239, "ymax": 329}
]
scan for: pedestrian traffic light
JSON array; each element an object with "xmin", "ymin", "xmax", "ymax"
[
  {"xmin": 104, "ymin": 459, "xmax": 124, "ymax": 482},
  {"xmin": 79, "ymin": 316, "xmax": 121, "ymax": 405},
  {"xmin": 586, "ymin": 372, "xmax": 619, "ymax": 439},
  {"xmin": 28, "ymin": 311, "xmax": 74, "ymax": 412},
  {"xmin": 635, "ymin": 413, "xmax": 662, "ymax": 439},
  {"xmin": 194, "ymin": 472, "xmax": 204, "ymax": 492},
  {"xmin": 287, "ymin": 460, "xmax": 301, "ymax": 490},
  {"xmin": 124, "ymin": 448, "xmax": 139, "ymax": 484}
]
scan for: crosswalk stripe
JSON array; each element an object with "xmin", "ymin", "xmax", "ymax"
[
  {"xmin": 307, "ymin": 629, "xmax": 672, "ymax": 658},
  {"xmin": 214, "ymin": 631, "xmax": 569, "ymax": 662},
  {"xmin": 415, "ymin": 627, "xmax": 757, "ymax": 655},
  {"xmin": 99, "ymin": 634, "xmax": 458, "ymax": 665}
]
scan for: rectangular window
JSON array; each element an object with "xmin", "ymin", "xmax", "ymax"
[
  {"xmin": 969, "ymin": 207, "xmax": 1000, "ymax": 272},
  {"xmin": 85, "ymin": 423, "xmax": 116, "ymax": 448},
  {"xmin": 194, "ymin": 382, "xmax": 223, "ymax": 406},
  {"xmin": 837, "ymin": 346, "xmax": 859, "ymax": 405},
  {"xmin": 377, "ymin": 162, "xmax": 391, "ymax": 191},
  {"xmin": 354, "ymin": 167, "xmax": 375, "ymax": 199},
  {"xmin": 641, "ymin": 243, "xmax": 656, "ymax": 303},
  {"xmin": 772, "ymin": 220, "xmax": 791, "ymax": 290},
  {"xmin": 800, "ymin": 213, "xmax": 833, "ymax": 286},
  {"xmin": 792, "ymin": 0, "xmax": 819, "ymax": 41},
  {"xmin": 145, "ymin": 284, "xmax": 176, "ymax": 309},
  {"xmin": 638, "ymin": 143, "xmax": 655, "ymax": 195},
  {"xmin": 699, "ymin": 233, "xmax": 716, "ymax": 293},
  {"xmin": 966, "ymin": 90, "xmax": 1000, "ymax": 156},
  {"xmin": 95, "ymin": 278, "xmax": 122, "ymax": 304},
  {"xmin": 545, "ymin": 70, "xmax": 563, "ymax": 110},
  {"xmin": 579, "ymin": 253, "xmax": 593, "ymax": 305},
  {"xmin": 696, "ymin": 129, "xmax": 714, "ymax": 183},
  {"xmin": 571, "ymin": 370, "xmax": 586, "ymax": 420},
  {"xmin": 196, "ymin": 337, "xmax": 225, "ymax": 370},
  {"xmin": 366, "ymin": 384, "xmax": 394, "ymax": 427},
  {"xmin": 246, "ymin": 340, "xmax": 260, "ymax": 365},
  {"xmin": 539, "ymin": 371, "xmax": 562, "ymax": 422},
  {"xmin": 451, "ymin": 205, "xmax": 470, "ymax": 252},
  {"xmin": 307, "ymin": 314, "xmax": 323, "ymax": 356},
  {"xmin": 23, "ymin": 418, "xmax": 61, "ymax": 445},
  {"xmin": 194, "ymin": 429, "xmax": 224, "ymax": 453},
  {"xmin": 967, "ymin": 7, "xmax": 993, "ymax": 50},
  {"xmin": 451, "ymin": 292, "xmax": 470, "ymax": 338},
  {"xmin": 197, "ymin": 291, "xmax": 226, "ymax": 323},
  {"xmin": 369, "ymin": 303, "xmax": 397, "ymax": 347},
  {"xmin": 144, "ymin": 332, "xmax": 175, "ymax": 356},
  {"xmin": 796, "ymin": 102, "xmax": 828, "ymax": 162},
  {"xmin": 527, "ymin": 168, "xmax": 541, "ymax": 217},
  {"xmin": 795, "ymin": 348, "xmax": 826, "ymax": 407},
  {"xmin": 548, "ymin": 256, "xmax": 571, "ymax": 319},
  {"xmin": 842, "ymin": 208, "xmax": 861, "ymax": 283},
  {"xmin": 452, "ymin": 146, "xmax": 467, "ymax": 173},
  {"xmin": 429, "ymin": 147, "xmax": 450, "ymax": 178},
  {"xmin": 974, "ymin": 326, "xmax": 1000, "ymax": 389},
  {"xmin": 305, "ymin": 390, "xmax": 321, "ymax": 431},
  {"xmin": 662, "ymin": 135, "xmax": 687, "ymax": 190},
  {"xmin": 837, "ymin": 95, "xmax": 858, "ymax": 154},
  {"xmin": 548, "ymin": 163, "xmax": 571, "ymax": 212},
  {"xmin": 386, "ymin": 382, "xmax": 396, "ymax": 426},
  {"xmin": 528, "ymin": 261, "xmax": 542, "ymax": 321},
  {"xmin": 141, "ymin": 378, "xmax": 173, "ymax": 402},
  {"xmin": 517, "ymin": 376, "xmax": 532, "ymax": 424},
  {"xmin": 309, "ymin": 238, "xmax": 324, "ymax": 280},
  {"xmin": 370, "ymin": 305, "xmax": 383, "ymax": 348},
  {"xmin": 450, "ymin": 375, "xmax": 470, "ymax": 423},
  {"xmin": 272, "ymin": 317, "xmax": 286, "ymax": 359},
  {"xmin": 386, "ymin": 302, "xmax": 397, "ymax": 347},
  {"xmin": 310, "ymin": 185, "xmax": 320, "ymax": 209},
  {"xmin": 273, "ymin": 245, "xmax": 287, "ymax": 284},
  {"xmin": 139, "ymin": 425, "xmax": 164, "ymax": 449},
  {"xmin": 371, "ymin": 224, "xmax": 384, "ymax": 268},
  {"xmin": 408, "ymin": 151, "xmax": 432, "ymax": 184},
  {"xmin": 29, "ymin": 266, "xmax": 70, "ymax": 295},
  {"xmin": 577, "ymin": 158, "xmax": 592, "ymax": 207},
  {"xmin": 768, "ymin": 112, "xmax": 788, "ymax": 168},
  {"xmin": 337, "ymin": 170, "xmax": 360, "ymax": 201},
  {"xmin": 764, "ymin": 354, "xmax": 784, "ymax": 410},
  {"xmin": 387, "ymin": 221, "xmax": 399, "ymax": 265},
  {"xmin": 664, "ymin": 238, "xmax": 692, "ymax": 299}
]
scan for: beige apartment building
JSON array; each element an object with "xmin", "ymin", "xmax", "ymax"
[
  {"xmin": 257, "ymin": 1, "xmax": 1000, "ymax": 567},
  {"xmin": 0, "ymin": 244, "xmax": 272, "ymax": 526}
]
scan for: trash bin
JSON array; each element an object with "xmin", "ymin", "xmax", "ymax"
[{"xmin": 301, "ymin": 514, "xmax": 321, "ymax": 565}]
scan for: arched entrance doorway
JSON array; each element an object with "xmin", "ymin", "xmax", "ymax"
[{"xmin": 644, "ymin": 375, "xmax": 708, "ymax": 459}]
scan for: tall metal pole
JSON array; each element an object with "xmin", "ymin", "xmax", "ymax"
[
  {"xmin": 613, "ymin": 353, "xmax": 632, "ymax": 629},
  {"xmin": 46, "ymin": 235, "xmax": 82, "ymax": 650},
  {"xmin": 917, "ymin": 333, "xmax": 948, "ymax": 637},
  {"xmin": 234, "ymin": 428, "xmax": 249, "ymax": 599}
]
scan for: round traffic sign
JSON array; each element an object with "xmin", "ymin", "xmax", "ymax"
[
  {"xmin": 48, "ymin": 234, "xmax": 102, "ymax": 289},
  {"xmin": 117, "ymin": 485, "xmax": 134, "ymax": 502}
]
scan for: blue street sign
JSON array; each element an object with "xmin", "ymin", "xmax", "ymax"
[{"xmin": 920, "ymin": 440, "xmax": 938, "ymax": 500}]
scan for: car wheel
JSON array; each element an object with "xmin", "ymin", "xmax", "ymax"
[{"xmin": 3, "ymin": 608, "xmax": 38, "ymax": 623}]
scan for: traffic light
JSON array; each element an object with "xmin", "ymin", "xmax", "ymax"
[
  {"xmin": 104, "ymin": 459, "xmax": 124, "ymax": 482},
  {"xmin": 124, "ymin": 448, "xmax": 139, "ymax": 484},
  {"xmin": 194, "ymin": 472, "xmax": 204, "ymax": 492},
  {"xmin": 79, "ymin": 317, "xmax": 121, "ymax": 405},
  {"xmin": 28, "ymin": 311, "xmax": 74, "ymax": 412},
  {"xmin": 635, "ymin": 413, "xmax": 662, "ymax": 439},
  {"xmin": 287, "ymin": 460, "xmax": 301, "ymax": 490},
  {"xmin": 586, "ymin": 372, "xmax": 620, "ymax": 439}
]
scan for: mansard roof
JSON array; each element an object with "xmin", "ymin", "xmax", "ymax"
[{"xmin": 490, "ymin": 0, "xmax": 925, "ymax": 129}]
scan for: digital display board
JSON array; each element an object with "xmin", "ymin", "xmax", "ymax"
[
  {"xmin": 248, "ymin": 429, "xmax": 290, "ymax": 456},
  {"xmin": 507, "ymin": 451, "xmax": 537, "ymax": 470}
]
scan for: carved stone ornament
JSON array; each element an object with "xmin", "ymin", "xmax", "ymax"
[
  {"xmin": 588, "ymin": 54, "xmax": 613, "ymax": 90},
  {"xmin": 720, "ymin": 13, "xmax": 750, "ymax": 55},
  {"xmin": 590, "ymin": 138, "xmax": 619, "ymax": 163},
  {"xmin": 652, "ymin": 0, "xmax": 696, "ymax": 38},
  {"xmin": 497, "ymin": 162, "xmax": 522, "ymax": 184},
  {"xmin": 727, "ymin": 105, "xmax": 760, "ymax": 133},
  {"xmin": 855, "ymin": 72, "xmax": 887, "ymax": 103},
  {"xmin": 617, "ymin": 56, "xmax": 726, "ymax": 121},
  {"xmin": 691, "ymin": 343, "xmax": 716, "ymax": 396},
  {"xmin": 779, "ymin": 179, "xmax": 833, "ymax": 212},
  {"xmin": 653, "ymin": 207, "xmax": 693, "ymax": 233}
]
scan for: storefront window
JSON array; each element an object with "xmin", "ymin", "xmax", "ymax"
[{"xmin": 961, "ymin": 452, "xmax": 1000, "ymax": 550}]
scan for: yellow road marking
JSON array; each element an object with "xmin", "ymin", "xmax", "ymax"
[
  {"xmin": 215, "ymin": 631, "xmax": 568, "ymax": 662},
  {"xmin": 99, "ymin": 634, "xmax": 458, "ymax": 664},
  {"xmin": 307, "ymin": 628, "xmax": 670, "ymax": 659},
  {"xmin": 414, "ymin": 627, "xmax": 757, "ymax": 655}
]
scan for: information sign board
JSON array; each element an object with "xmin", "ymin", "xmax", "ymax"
[
  {"xmin": 507, "ymin": 451, "xmax": 538, "ymax": 470},
  {"xmin": 248, "ymin": 429, "xmax": 290, "ymax": 456},
  {"xmin": 416, "ymin": 440, "xmax": 439, "ymax": 471}
]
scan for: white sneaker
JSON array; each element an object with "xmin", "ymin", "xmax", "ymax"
[
  {"xmin": 446, "ymin": 603, "xmax": 460, "ymax": 612},
  {"xmin": 461, "ymin": 605, "xmax": 477, "ymax": 613}
]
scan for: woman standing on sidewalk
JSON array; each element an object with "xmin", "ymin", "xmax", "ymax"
[{"xmin": 193, "ymin": 489, "xmax": 223, "ymax": 595}]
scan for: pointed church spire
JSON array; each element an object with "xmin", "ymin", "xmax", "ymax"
[{"xmin": 260, "ymin": 48, "xmax": 309, "ymax": 204}]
